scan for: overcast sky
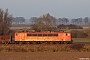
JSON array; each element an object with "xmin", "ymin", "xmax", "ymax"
[{"xmin": 0, "ymin": 0, "xmax": 90, "ymax": 19}]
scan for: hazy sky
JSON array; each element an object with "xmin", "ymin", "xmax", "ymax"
[{"xmin": 0, "ymin": 0, "xmax": 90, "ymax": 19}]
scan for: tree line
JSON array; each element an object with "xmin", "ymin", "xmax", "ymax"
[
  {"xmin": 30, "ymin": 16, "xmax": 90, "ymax": 26},
  {"xmin": 12, "ymin": 17, "xmax": 25, "ymax": 24},
  {"xmin": 12, "ymin": 14, "xmax": 90, "ymax": 25}
]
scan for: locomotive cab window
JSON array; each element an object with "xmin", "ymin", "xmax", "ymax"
[
  {"xmin": 32, "ymin": 34, "xmax": 37, "ymax": 36},
  {"xmin": 27, "ymin": 34, "xmax": 32, "ymax": 36},
  {"xmin": 16, "ymin": 33, "xmax": 19, "ymax": 36},
  {"xmin": 53, "ymin": 34, "xmax": 58, "ymax": 36},
  {"xmin": 48, "ymin": 34, "xmax": 52, "ymax": 36},
  {"xmin": 27, "ymin": 34, "xmax": 37, "ymax": 36},
  {"xmin": 43, "ymin": 34, "xmax": 47, "ymax": 36},
  {"xmin": 38, "ymin": 34, "xmax": 42, "ymax": 36}
]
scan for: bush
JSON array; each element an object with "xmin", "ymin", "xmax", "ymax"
[
  {"xmin": 57, "ymin": 24, "xmax": 83, "ymax": 29},
  {"xmin": 70, "ymin": 30, "xmax": 88, "ymax": 38},
  {"xmin": 86, "ymin": 27, "xmax": 90, "ymax": 38}
]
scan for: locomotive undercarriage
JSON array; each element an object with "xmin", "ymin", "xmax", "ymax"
[{"xmin": 12, "ymin": 40, "xmax": 72, "ymax": 44}]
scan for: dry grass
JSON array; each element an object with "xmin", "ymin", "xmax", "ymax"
[
  {"xmin": 72, "ymin": 38, "xmax": 90, "ymax": 42},
  {"xmin": 0, "ymin": 44, "xmax": 90, "ymax": 52}
]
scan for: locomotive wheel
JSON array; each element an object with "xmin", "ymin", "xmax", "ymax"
[
  {"xmin": 63, "ymin": 42, "xmax": 67, "ymax": 44},
  {"xmin": 26, "ymin": 42, "xmax": 30, "ymax": 44},
  {"xmin": 19, "ymin": 42, "xmax": 22, "ymax": 44},
  {"xmin": 36, "ymin": 41, "xmax": 41, "ymax": 44},
  {"xmin": 61, "ymin": 41, "xmax": 64, "ymax": 44}
]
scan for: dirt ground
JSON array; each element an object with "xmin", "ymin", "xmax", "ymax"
[{"xmin": 0, "ymin": 52, "xmax": 90, "ymax": 60}]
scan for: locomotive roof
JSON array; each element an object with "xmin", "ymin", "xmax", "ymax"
[{"xmin": 15, "ymin": 32, "xmax": 71, "ymax": 34}]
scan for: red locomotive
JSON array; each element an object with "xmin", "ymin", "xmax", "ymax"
[
  {"xmin": 0, "ymin": 32, "xmax": 72, "ymax": 44},
  {"xmin": 14, "ymin": 32, "xmax": 72, "ymax": 44}
]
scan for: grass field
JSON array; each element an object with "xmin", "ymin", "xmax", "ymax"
[
  {"xmin": 0, "ymin": 52, "xmax": 90, "ymax": 60},
  {"xmin": 11, "ymin": 24, "xmax": 31, "ymax": 27},
  {"xmin": 72, "ymin": 38, "xmax": 90, "ymax": 44}
]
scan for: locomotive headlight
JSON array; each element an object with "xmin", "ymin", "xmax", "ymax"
[{"xmin": 66, "ymin": 33, "xmax": 70, "ymax": 36}]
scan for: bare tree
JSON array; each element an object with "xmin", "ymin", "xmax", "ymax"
[
  {"xmin": 12, "ymin": 17, "xmax": 25, "ymax": 24},
  {"xmin": 58, "ymin": 18, "xmax": 62, "ymax": 25},
  {"xmin": 61, "ymin": 17, "xmax": 69, "ymax": 25},
  {"xmin": 77, "ymin": 18, "xmax": 82, "ymax": 25},
  {"xmin": 0, "ymin": 8, "xmax": 13, "ymax": 35},
  {"xmin": 30, "ymin": 17, "xmax": 37, "ymax": 24},
  {"xmin": 31, "ymin": 13, "xmax": 57, "ymax": 31},
  {"xmin": 84, "ymin": 17, "xmax": 89, "ymax": 25},
  {"xmin": 71, "ymin": 19, "xmax": 78, "ymax": 25},
  {"xmin": 64, "ymin": 18, "xmax": 69, "ymax": 25},
  {"xmin": 71, "ymin": 19, "xmax": 75, "ymax": 24},
  {"xmin": 19, "ymin": 17, "xmax": 25, "ymax": 24}
]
